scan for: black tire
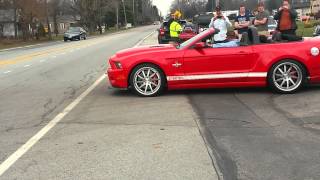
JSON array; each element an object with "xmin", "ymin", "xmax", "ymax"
[
  {"xmin": 268, "ymin": 59, "xmax": 307, "ymax": 93},
  {"xmin": 64, "ymin": 38, "xmax": 68, "ymax": 42},
  {"xmin": 83, "ymin": 35, "xmax": 87, "ymax": 40},
  {"xmin": 129, "ymin": 63, "xmax": 166, "ymax": 97}
]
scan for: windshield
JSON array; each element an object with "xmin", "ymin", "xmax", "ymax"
[
  {"xmin": 67, "ymin": 27, "xmax": 80, "ymax": 33},
  {"xmin": 179, "ymin": 29, "xmax": 211, "ymax": 49}
]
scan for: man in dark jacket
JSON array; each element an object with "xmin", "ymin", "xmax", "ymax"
[{"xmin": 274, "ymin": 0, "xmax": 297, "ymax": 36}]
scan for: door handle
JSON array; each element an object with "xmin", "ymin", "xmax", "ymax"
[{"xmin": 238, "ymin": 51, "xmax": 249, "ymax": 54}]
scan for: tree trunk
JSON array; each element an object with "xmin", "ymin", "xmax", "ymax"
[
  {"xmin": 45, "ymin": 0, "xmax": 52, "ymax": 40},
  {"xmin": 53, "ymin": 13, "xmax": 59, "ymax": 37}
]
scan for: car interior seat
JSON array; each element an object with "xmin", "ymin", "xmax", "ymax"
[
  {"xmin": 248, "ymin": 26, "xmax": 260, "ymax": 44},
  {"xmin": 240, "ymin": 32, "xmax": 250, "ymax": 46}
]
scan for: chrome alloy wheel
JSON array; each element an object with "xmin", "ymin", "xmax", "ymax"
[
  {"xmin": 272, "ymin": 62, "xmax": 303, "ymax": 92},
  {"xmin": 133, "ymin": 67, "xmax": 161, "ymax": 96}
]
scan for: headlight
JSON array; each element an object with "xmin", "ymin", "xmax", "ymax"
[{"xmin": 114, "ymin": 61, "xmax": 122, "ymax": 69}]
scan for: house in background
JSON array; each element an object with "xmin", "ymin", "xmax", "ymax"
[
  {"xmin": 294, "ymin": 0, "xmax": 311, "ymax": 20},
  {"xmin": 47, "ymin": 15, "xmax": 81, "ymax": 34},
  {"xmin": 0, "ymin": 8, "xmax": 18, "ymax": 38}
]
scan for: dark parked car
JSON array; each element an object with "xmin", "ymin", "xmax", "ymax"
[
  {"xmin": 193, "ymin": 13, "xmax": 213, "ymax": 33},
  {"xmin": 158, "ymin": 20, "xmax": 187, "ymax": 44},
  {"xmin": 64, "ymin": 27, "xmax": 87, "ymax": 41}
]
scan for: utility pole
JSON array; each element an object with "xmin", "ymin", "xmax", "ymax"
[
  {"xmin": 45, "ymin": 0, "xmax": 52, "ymax": 40},
  {"xmin": 13, "ymin": 0, "xmax": 17, "ymax": 38},
  {"xmin": 122, "ymin": 0, "xmax": 127, "ymax": 28},
  {"xmin": 132, "ymin": 0, "xmax": 135, "ymax": 26},
  {"xmin": 116, "ymin": 3, "xmax": 119, "ymax": 30}
]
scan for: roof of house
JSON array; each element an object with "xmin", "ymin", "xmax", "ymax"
[
  {"xmin": 48, "ymin": 15, "xmax": 80, "ymax": 23},
  {"xmin": 0, "ymin": 9, "xmax": 15, "ymax": 22},
  {"xmin": 293, "ymin": 1, "xmax": 310, "ymax": 9}
]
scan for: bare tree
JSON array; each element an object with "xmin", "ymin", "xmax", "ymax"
[{"xmin": 171, "ymin": 0, "xmax": 207, "ymax": 19}]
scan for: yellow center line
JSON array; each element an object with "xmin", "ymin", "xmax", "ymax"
[{"xmin": 0, "ymin": 37, "xmax": 108, "ymax": 68}]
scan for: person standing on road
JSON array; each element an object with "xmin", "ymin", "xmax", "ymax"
[
  {"xmin": 253, "ymin": 2, "xmax": 269, "ymax": 36},
  {"xmin": 234, "ymin": 4, "xmax": 250, "ymax": 39},
  {"xmin": 274, "ymin": 0, "xmax": 298, "ymax": 36},
  {"xmin": 169, "ymin": 11, "xmax": 182, "ymax": 43},
  {"xmin": 209, "ymin": 6, "xmax": 232, "ymax": 43}
]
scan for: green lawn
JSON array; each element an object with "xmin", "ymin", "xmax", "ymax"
[{"xmin": 296, "ymin": 20, "xmax": 318, "ymax": 37}]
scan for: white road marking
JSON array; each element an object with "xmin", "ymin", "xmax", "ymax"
[
  {"xmin": 39, "ymin": 59, "xmax": 47, "ymax": 63},
  {"xmin": 3, "ymin": 71, "xmax": 11, "ymax": 74},
  {"xmin": 51, "ymin": 56, "xmax": 57, "ymax": 58},
  {"xmin": 134, "ymin": 31, "xmax": 156, "ymax": 47},
  {"xmin": 0, "ymin": 74, "xmax": 106, "ymax": 176},
  {"xmin": 69, "ymin": 50, "xmax": 74, "ymax": 53},
  {"xmin": 23, "ymin": 64, "xmax": 31, "ymax": 68},
  {"xmin": 0, "ymin": 30, "xmax": 152, "ymax": 176}
]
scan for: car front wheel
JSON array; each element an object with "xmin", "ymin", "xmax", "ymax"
[
  {"xmin": 129, "ymin": 64, "xmax": 166, "ymax": 97},
  {"xmin": 268, "ymin": 60, "xmax": 306, "ymax": 93}
]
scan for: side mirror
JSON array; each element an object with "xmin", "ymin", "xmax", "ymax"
[{"xmin": 194, "ymin": 42, "xmax": 205, "ymax": 49}]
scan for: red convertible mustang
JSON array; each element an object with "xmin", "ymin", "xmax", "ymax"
[{"xmin": 107, "ymin": 27, "xmax": 320, "ymax": 97}]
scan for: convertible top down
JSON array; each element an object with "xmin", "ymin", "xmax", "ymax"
[{"xmin": 107, "ymin": 27, "xmax": 320, "ymax": 96}]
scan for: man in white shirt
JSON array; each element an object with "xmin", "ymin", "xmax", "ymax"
[{"xmin": 209, "ymin": 6, "xmax": 232, "ymax": 43}]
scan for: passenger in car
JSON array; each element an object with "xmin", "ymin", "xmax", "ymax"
[
  {"xmin": 209, "ymin": 6, "xmax": 235, "ymax": 48},
  {"xmin": 234, "ymin": 4, "xmax": 250, "ymax": 40},
  {"xmin": 274, "ymin": 0, "xmax": 297, "ymax": 36},
  {"xmin": 253, "ymin": 2, "xmax": 270, "ymax": 36},
  {"xmin": 209, "ymin": 6, "xmax": 232, "ymax": 44}
]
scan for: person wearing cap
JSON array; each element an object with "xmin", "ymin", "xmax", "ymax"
[
  {"xmin": 169, "ymin": 11, "xmax": 182, "ymax": 43},
  {"xmin": 253, "ymin": 2, "xmax": 270, "ymax": 36},
  {"xmin": 274, "ymin": 0, "xmax": 297, "ymax": 36},
  {"xmin": 209, "ymin": 6, "xmax": 232, "ymax": 43}
]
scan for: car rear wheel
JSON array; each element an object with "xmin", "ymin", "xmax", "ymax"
[
  {"xmin": 129, "ymin": 64, "xmax": 166, "ymax": 97},
  {"xmin": 268, "ymin": 60, "xmax": 306, "ymax": 93}
]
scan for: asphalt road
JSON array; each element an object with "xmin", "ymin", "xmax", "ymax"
[
  {"xmin": 1, "ymin": 25, "xmax": 320, "ymax": 180},
  {"xmin": 189, "ymin": 87, "xmax": 320, "ymax": 180},
  {"xmin": 0, "ymin": 26, "xmax": 217, "ymax": 180}
]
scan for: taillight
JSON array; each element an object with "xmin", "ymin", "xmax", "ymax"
[{"xmin": 160, "ymin": 28, "xmax": 165, "ymax": 35}]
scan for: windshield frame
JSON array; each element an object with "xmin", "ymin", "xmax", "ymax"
[
  {"xmin": 67, "ymin": 27, "xmax": 81, "ymax": 33},
  {"xmin": 178, "ymin": 28, "xmax": 213, "ymax": 49}
]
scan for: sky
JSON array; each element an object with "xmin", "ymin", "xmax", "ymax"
[{"xmin": 152, "ymin": 0, "xmax": 174, "ymax": 16}]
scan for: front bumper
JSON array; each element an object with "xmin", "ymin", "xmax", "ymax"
[{"xmin": 107, "ymin": 68, "xmax": 128, "ymax": 88}]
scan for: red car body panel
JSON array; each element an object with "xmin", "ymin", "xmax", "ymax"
[{"xmin": 107, "ymin": 28, "xmax": 320, "ymax": 90}]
